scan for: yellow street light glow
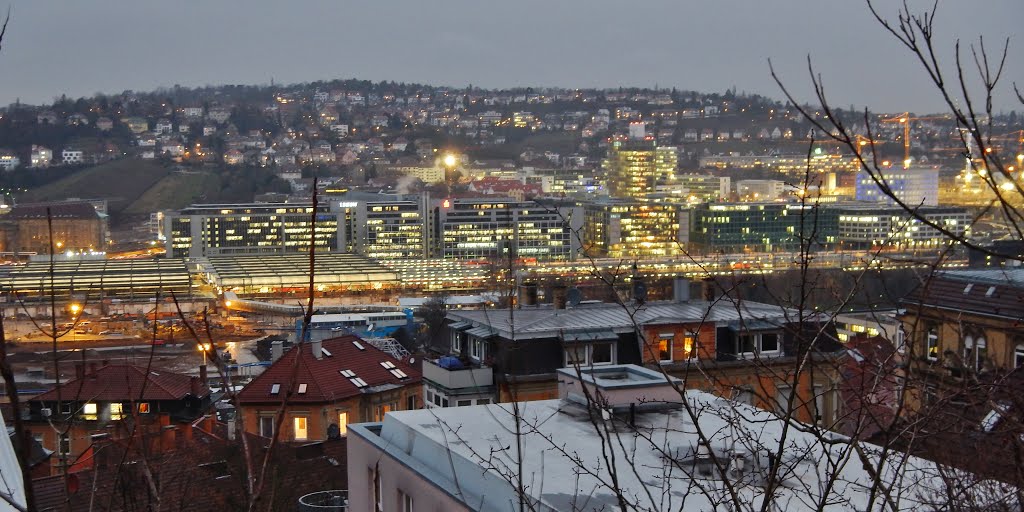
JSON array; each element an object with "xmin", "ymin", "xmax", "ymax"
[
  {"xmin": 223, "ymin": 300, "xmax": 233, "ymax": 308},
  {"xmin": 443, "ymin": 154, "xmax": 457, "ymax": 168},
  {"xmin": 1000, "ymin": 182, "xmax": 1015, "ymax": 191},
  {"xmin": 69, "ymin": 303, "xmax": 81, "ymax": 315},
  {"xmin": 198, "ymin": 343, "xmax": 212, "ymax": 352}
]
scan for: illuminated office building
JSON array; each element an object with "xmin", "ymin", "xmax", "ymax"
[
  {"xmin": 689, "ymin": 202, "xmax": 837, "ymax": 253},
  {"xmin": 165, "ymin": 203, "xmax": 342, "ymax": 258},
  {"xmin": 604, "ymin": 140, "xmax": 678, "ymax": 199},
  {"xmin": 430, "ymin": 198, "xmax": 580, "ymax": 261},
  {"xmin": 834, "ymin": 205, "xmax": 969, "ymax": 249},
  {"xmin": 855, "ymin": 167, "xmax": 939, "ymax": 207},
  {"xmin": 354, "ymin": 199, "xmax": 427, "ymax": 260},
  {"xmin": 582, "ymin": 200, "xmax": 686, "ymax": 258}
]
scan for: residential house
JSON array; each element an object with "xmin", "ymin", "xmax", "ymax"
[
  {"xmin": 348, "ymin": 364, "xmax": 1008, "ymax": 512},
  {"xmin": 61, "ymin": 148, "xmax": 84, "ymax": 165},
  {"xmin": 235, "ymin": 335, "xmax": 422, "ymax": 443},
  {"xmin": 24, "ymin": 363, "xmax": 211, "ymax": 474},
  {"xmin": 94, "ymin": 117, "xmax": 114, "ymax": 131},
  {"xmin": 437, "ymin": 282, "xmax": 843, "ymax": 425},
  {"xmin": 30, "ymin": 145, "xmax": 52, "ymax": 168},
  {"xmin": 0, "ymin": 150, "xmax": 20, "ymax": 171},
  {"xmin": 122, "ymin": 117, "xmax": 150, "ymax": 134},
  {"xmin": 224, "ymin": 149, "xmax": 245, "ymax": 166},
  {"xmin": 899, "ymin": 269, "xmax": 1024, "ymax": 412}
]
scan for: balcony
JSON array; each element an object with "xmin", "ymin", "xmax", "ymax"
[{"xmin": 422, "ymin": 358, "xmax": 494, "ymax": 392}]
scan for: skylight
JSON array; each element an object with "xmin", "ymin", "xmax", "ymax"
[
  {"xmin": 352, "ymin": 341, "xmax": 366, "ymax": 351},
  {"xmin": 380, "ymin": 361, "xmax": 396, "ymax": 369},
  {"xmin": 270, "ymin": 383, "xmax": 281, "ymax": 395},
  {"xmin": 350, "ymin": 377, "xmax": 368, "ymax": 388},
  {"xmin": 963, "ymin": 284, "xmax": 973, "ymax": 294},
  {"xmin": 986, "ymin": 286, "xmax": 996, "ymax": 297},
  {"xmin": 389, "ymin": 369, "xmax": 408, "ymax": 379},
  {"xmin": 320, "ymin": 348, "xmax": 332, "ymax": 357},
  {"xmin": 340, "ymin": 369, "xmax": 355, "ymax": 378},
  {"xmin": 297, "ymin": 383, "xmax": 307, "ymax": 394}
]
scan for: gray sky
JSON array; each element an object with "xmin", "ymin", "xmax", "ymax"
[{"xmin": 1, "ymin": 1, "xmax": 1021, "ymax": 113}]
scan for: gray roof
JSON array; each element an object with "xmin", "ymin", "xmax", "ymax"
[
  {"xmin": 447, "ymin": 299, "xmax": 796, "ymax": 341},
  {"xmin": 940, "ymin": 269, "xmax": 1024, "ymax": 287}
]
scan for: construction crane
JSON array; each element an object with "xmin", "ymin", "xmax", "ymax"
[{"xmin": 879, "ymin": 113, "xmax": 950, "ymax": 168}]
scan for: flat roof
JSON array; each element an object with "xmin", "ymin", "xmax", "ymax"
[
  {"xmin": 196, "ymin": 253, "xmax": 399, "ymax": 289},
  {"xmin": 353, "ymin": 392, "xmax": 1013, "ymax": 511},
  {"xmin": 1, "ymin": 258, "xmax": 192, "ymax": 299}
]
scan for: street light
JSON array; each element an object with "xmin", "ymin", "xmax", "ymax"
[
  {"xmin": 198, "ymin": 342, "xmax": 213, "ymax": 364},
  {"xmin": 443, "ymin": 153, "xmax": 457, "ymax": 168}
]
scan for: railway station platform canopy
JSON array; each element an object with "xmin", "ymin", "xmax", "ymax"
[
  {"xmin": 0, "ymin": 258, "xmax": 193, "ymax": 301},
  {"xmin": 194, "ymin": 253, "xmax": 400, "ymax": 294}
]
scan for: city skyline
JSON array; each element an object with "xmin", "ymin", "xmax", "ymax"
[{"xmin": 0, "ymin": 0, "xmax": 1021, "ymax": 113}]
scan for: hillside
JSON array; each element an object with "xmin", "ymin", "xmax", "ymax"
[
  {"xmin": 21, "ymin": 159, "xmax": 171, "ymax": 215},
  {"xmin": 121, "ymin": 170, "xmax": 221, "ymax": 215}
]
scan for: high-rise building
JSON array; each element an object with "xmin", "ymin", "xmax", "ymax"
[
  {"xmin": 354, "ymin": 199, "xmax": 427, "ymax": 260},
  {"xmin": 604, "ymin": 140, "xmax": 678, "ymax": 199},
  {"xmin": 855, "ymin": 167, "xmax": 939, "ymax": 207},
  {"xmin": 582, "ymin": 199, "xmax": 686, "ymax": 258},
  {"xmin": 430, "ymin": 198, "xmax": 580, "ymax": 261},
  {"xmin": 165, "ymin": 203, "xmax": 343, "ymax": 258}
]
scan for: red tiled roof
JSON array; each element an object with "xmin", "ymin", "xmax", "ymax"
[
  {"xmin": 30, "ymin": 364, "xmax": 208, "ymax": 402},
  {"xmin": 902, "ymin": 274, "xmax": 1024, "ymax": 321},
  {"xmin": 235, "ymin": 334, "xmax": 421, "ymax": 405}
]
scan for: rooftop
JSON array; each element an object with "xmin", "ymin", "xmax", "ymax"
[
  {"xmin": 31, "ymin": 364, "xmax": 209, "ymax": 403},
  {"xmin": 446, "ymin": 299, "xmax": 797, "ymax": 341},
  {"xmin": 353, "ymin": 368, "xmax": 1015, "ymax": 511},
  {"xmin": 235, "ymin": 334, "xmax": 421, "ymax": 405}
]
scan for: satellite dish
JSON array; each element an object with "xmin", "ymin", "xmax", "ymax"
[{"xmin": 567, "ymin": 287, "xmax": 583, "ymax": 307}]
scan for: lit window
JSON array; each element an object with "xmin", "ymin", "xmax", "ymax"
[
  {"xmin": 293, "ymin": 417, "xmax": 308, "ymax": 441},
  {"xmin": 138, "ymin": 403, "xmax": 151, "ymax": 414},
  {"xmin": 82, "ymin": 403, "xmax": 98, "ymax": 421},
  {"xmin": 658, "ymin": 334, "xmax": 672, "ymax": 362},
  {"xmin": 337, "ymin": 411, "xmax": 349, "ymax": 436},
  {"xmin": 683, "ymin": 334, "xmax": 696, "ymax": 359},
  {"xmin": 926, "ymin": 331, "xmax": 939, "ymax": 361},
  {"xmin": 110, "ymin": 403, "xmax": 124, "ymax": 421}
]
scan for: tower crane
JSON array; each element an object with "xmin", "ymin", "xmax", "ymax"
[{"xmin": 879, "ymin": 112, "xmax": 951, "ymax": 168}]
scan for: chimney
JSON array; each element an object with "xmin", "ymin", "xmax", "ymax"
[
  {"xmin": 199, "ymin": 364, "xmax": 208, "ymax": 388},
  {"xmin": 632, "ymin": 277, "xmax": 647, "ymax": 304},
  {"xmin": 673, "ymin": 278, "xmax": 691, "ymax": 303},
  {"xmin": 190, "ymin": 376, "xmax": 200, "ymax": 396},
  {"xmin": 518, "ymin": 282, "xmax": 538, "ymax": 307},
  {"xmin": 311, "ymin": 338, "xmax": 323, "ymax": 360},
  {"xmin": 271, "ymin": 340, "xmax": 284, "ymax": 362},
  {"xmin": 552, "ymin": 283, "xmax": 568, "ymax": 310},
  {"xmin": 75, "ymin": 363, "xmax": 85, "ymax": 380},
  {"xmin": 702, "ymin": 278, "xmax": 716, "ymax": 302},
  {"xmin": 88, "ymin": 361, "xmax": 98, "ymax": 377}
]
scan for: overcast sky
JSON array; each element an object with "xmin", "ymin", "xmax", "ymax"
[{"xmin": 0, "ymin": 1, "xmax": 1020, "ymax": 113}]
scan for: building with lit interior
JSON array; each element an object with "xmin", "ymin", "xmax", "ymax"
[
  {"xmin": 165, "ymin": 203, "xmax": 342, "ymax": 258},
  {"xmin": 834, "ymin": 205, "xmax": 969, "ymax": 250},
  {"xmin": 353, "ymin": 198, "xmax": 427, "ymax": 259},
  {"xmin": 604, "ymin": 140, "xmax": 678, "ymax": 199},
  {"xmin": 855, "ymin": 167, "xmax": 939, "ymax": 207},
  {"xmin": 689, "ymin": 202, "xmax": 837, "ymax": 253},
  {"xmin": 430, "ymin": 198, "xmax": 581, "ymax": 261},
  {"xmin": 582, "ymin": 199, "xmax": 686, "ymax": 258}
]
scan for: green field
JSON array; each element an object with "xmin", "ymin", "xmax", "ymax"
[{"xmin": 122, "ymin": 170, "xmax": 221, "ymax": 215}]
